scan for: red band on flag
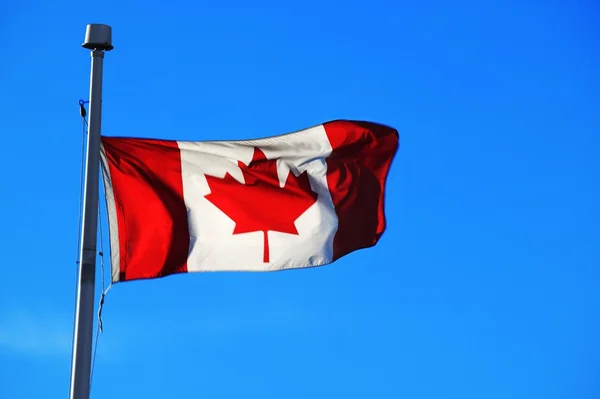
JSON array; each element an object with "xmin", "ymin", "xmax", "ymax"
[
  {"xmin": 324, "ymin": 120, "xmax": 398, "ymax": 261},
  {"xmin": 101, "ymin": 137, "xmax": 189, "ymax": 281}
]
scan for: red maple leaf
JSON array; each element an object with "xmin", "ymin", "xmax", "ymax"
[{"xmin": 204, "ymin": 148, "xmax": 318, "ymax": 263}]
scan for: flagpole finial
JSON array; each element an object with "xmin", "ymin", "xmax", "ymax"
[{"xmin": 82, "ymin": 24, "xmax": 113, "ymax": 51}]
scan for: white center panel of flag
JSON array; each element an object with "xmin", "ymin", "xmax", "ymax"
[{"xmin": 178, "ymin": 124, "xmax": 338, "ymax": 272}]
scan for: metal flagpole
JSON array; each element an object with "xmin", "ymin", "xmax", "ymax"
[{"xmin": 69, "ymin": 24, "xmax": 113, "ymax": 399}]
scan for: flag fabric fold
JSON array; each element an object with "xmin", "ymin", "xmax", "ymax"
[{"xmin": 100, "ymin": 120, "xmax": 398, "ymax": 283}]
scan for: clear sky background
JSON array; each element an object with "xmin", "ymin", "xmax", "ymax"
[{"xmin": 1, "ymin": 1, "xmax": 598, "ymax": 398}]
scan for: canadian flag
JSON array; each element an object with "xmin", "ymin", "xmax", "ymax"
[{"xmin": 100, "ymin": 120, "xmax": 398, "ymax": 283}]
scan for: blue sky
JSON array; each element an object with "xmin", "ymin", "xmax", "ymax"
[{"xmin": 1, "ymin": 1, "xmax": 599, "ymax": 398}]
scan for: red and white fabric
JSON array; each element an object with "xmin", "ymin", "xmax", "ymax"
[{"xmin": 100, "ymin": 120, "xmax": 398, "ymax": 283}]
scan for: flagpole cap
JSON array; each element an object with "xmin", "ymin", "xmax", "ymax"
[{"xmin": 82, "ymin": 24, "xmax": 113, "ymax": 51}]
